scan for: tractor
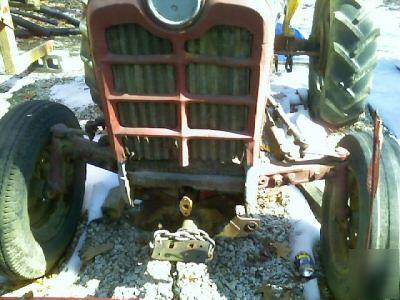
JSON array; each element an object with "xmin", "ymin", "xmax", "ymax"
[{"xmin": 0, "ymin": 0, "xmax": 398, "ymax": 299}]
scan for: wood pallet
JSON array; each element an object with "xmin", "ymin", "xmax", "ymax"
[{"xmin": 0, "ymin": 0, "xmax": 54, "ymax": 74}]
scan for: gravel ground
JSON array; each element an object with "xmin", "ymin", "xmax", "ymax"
[{"xmin": 1, "ymin": 188, "xmax": 318, "ymax": 299}]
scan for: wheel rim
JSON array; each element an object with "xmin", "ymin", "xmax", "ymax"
[
  {"xmin": 328, "ymin": 167, "xmax": 360, "ymax": 273},
  {"xmin": 28, "ymin": 147, "xmax": 75, "ymax": 243}
]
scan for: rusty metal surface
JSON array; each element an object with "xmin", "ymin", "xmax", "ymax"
[
  {"xmin": 87, "ymin": 0, "xmax": 274, "ymax": 169},
  {"xmin": 128, "ymin": 170, "xmax": 245, "ymax": 193},
  {"xmin": 258, "ymin": 163, "xmax": 334, "ymax": 188},
  {"xmin": 217, "ymin": 205, "xmax": 260, "ymax": 238},
  {"xmin": 274, "ymin": 35, "xmax": 319, "ymax": 57},
  {"xmin": 51, "ymin": 124, "xmax": 117, "ymax": 172},
  {"xmin": 365, "ymin": 111, "xmax": 383, "ymax": 249}
]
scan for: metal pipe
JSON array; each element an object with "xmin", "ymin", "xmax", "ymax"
[
  {"xmin": 10, "ymin": 8, "xmax": 58, "ymax": 25},
  {"xmin": 39, "ymin": 5, "xmax": 80, "ymax": 27}
]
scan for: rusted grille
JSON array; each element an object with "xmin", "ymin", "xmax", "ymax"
[
  {"xmin": 106, "ymin": 24, "xmax": 179, "ymax": 161},
  {"xmin": 185, "ymin": 26, "xmax": 252, "ymax": 58},
  {"xmin": 106, "ymin": 24, "xmax": 173, "ymax": 55},
  {"xmin": 118, "ymin": 103, "xmax": 177, "ymax": 129},
  {"xmin": 123, "ymin": 137, "xmax": 178, "ymax": 161},
  {"xmin": 189, "ymin": 140, "xmax": 245, "ymax": 162},
  {"xmin": 112, "ymin": 64, "xmax": 175, "ymax": 94},
  {"xmin": 186, "ymin": 64, "xmax": 250, "ymax": 96},
  {"xmin": 186, "ymin": 26, "xmax": 252, "ymax": 164},
  {"xmin": 103, "ymin": 23, "xmax": 256, "ymax": 167},
  {"xmin": 188, "ymin": 104, "xmax": 248, "ymax": 131}
]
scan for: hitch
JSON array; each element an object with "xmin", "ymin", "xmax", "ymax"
[{"xmin": 151, "ymin": 220, "xmax": 215, "ymax": 263}]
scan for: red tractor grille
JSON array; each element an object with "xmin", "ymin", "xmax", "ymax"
[{"xmin": 88, "ymin": 0, "xmax": 271, "ymax": 169}]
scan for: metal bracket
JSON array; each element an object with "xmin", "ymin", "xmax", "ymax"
[
  {"xmin": 151, "ymin": 239, "xmax": 213, "ymax": 263},
  {"xmin": 217, "ymin": 205, "xmax": 261, "ymax": 238}
]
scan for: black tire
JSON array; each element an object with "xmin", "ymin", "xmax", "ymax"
[
  {"xmin": 321, "ymin": 132, "xmax": 400, "ymax": 299},
  {"xmin": 80, "ymin": 3, "xmax": 102, "ymax": 108},
  {"xmin": 309, "ymin": 0, "xmax": 379, "ymax": 127},
  {"xmin": 0, "ymin": 101, "xmax": 86, "ymax": 281}
]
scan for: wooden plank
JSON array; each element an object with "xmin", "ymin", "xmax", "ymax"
[
  {"xmin": 17, "ymin": 39, "xmax": 54, "ymax": 70},
  {"xmin": 0, "ymin": 0, "xmax": 19, "ymax": 74},
  {"xmin": 297, "ymin": 182, "xmax": 323, "ymax": 223}
]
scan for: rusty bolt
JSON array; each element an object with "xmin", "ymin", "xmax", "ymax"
[
  {"xmin": 273, "ymin": 175, "xmax": 284, "ymax": 187},
  {"xmin": 287, "ymin": 173, "xmax": 296, "ymax": 184},
  {"xmin": 244, "ymin": 221, "xmax": 259, "ymax": 232}
]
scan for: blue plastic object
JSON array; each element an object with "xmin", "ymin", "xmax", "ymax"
[
  {"xmin": 275, "ymin": 23, "xmax": 304, "ymax": 40},
  {"xmin": 275, "ymin": 23, "xmax": 304, "ymax": 63}
]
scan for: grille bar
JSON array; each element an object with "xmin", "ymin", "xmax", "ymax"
[
  {"xmin": 108, "ymin": 94, "xmax": 254, "ymax": 105},
  {"xmin": 103, "ymin": 53, "xmax": 255, "ymax": 68},
  {"xmin": 114, "ymin": 127, "xmax": 253, "ymax": 140}
]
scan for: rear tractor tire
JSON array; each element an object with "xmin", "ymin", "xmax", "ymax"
[
  {"xmin": 0, "ymin": 101, "xmax": 86, "ymax": 281},
  {"xmin": 321, "ymin": 132, "xmax": 400, "ymax": 299},
  {"xmin": 309, "ymin": 0, "xmax": 379, "ymax": 127}
]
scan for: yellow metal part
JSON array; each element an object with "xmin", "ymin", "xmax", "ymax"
[
  {"xmin": 283, "ymin": 0, "xmax": 301, "ymax": 37},
  {"xmin": 179, "ymin": 196, "xmax": 193, "ymax": 217}
]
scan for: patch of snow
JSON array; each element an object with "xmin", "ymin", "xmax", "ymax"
[
  {"xmin": 367, "ymin": 5, "xmax": 400, "ymax": 139},
  {"xmin": 303, "ymin": 278, "xmax": 321, "ymax": 300},
  {"xmin": 45, "ymin": 231, "xmax": 87, "ymax": 297},
  {"xmin": 83, "ymin": 164, "xmax": 119, "ymax": 222},
  {"xmin": 45, "ymin": 164, "xmax": 118, "ymax": 295},
  {"xmin": 284, "ymin": 185, "xmax": 321, "ymax": 300},
  {"xmin": 369, "ymin": 59, "xmax": 400, "ymax": 138},
  {"xmin": 50, "ymin": 76, "xmax": 92, "ymax": 110},
  {"xmin": 285, "ymin": 186, "xmax": 320, "ymax": 258},
  {"xmin": 0, "ymin": 99, "xmax": 10, "ymax": 119}
]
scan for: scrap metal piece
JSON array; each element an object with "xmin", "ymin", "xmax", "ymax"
[
  {"xmin": 217, "ymin": 205, "xmax": 261, "ymax": 238},
  {"xmin": 10, "ymin": 7, "xmax": 58, "ymax": 25},
  {"xmin": 365, "ymin": 111, "xmax": 383, "ymax": 249},
  {"xmin": 80, "ymin": 243, "xmax": 114, "ymax": 263},
  {"xmin": 267, "ymin": 97, "xmax": 309, "ymax": 156},
  {"xmin": 39, "ymin": 5, "xmax": 80, "ymax": 27},
  {"xmin": 179, "ymin": 196, "xmax": 193, "ymax": 217},
  {"xmin": 102, "ymin": 186, "xmax": 125, "ymax": 220},
  {"xmin": 152, "ymin": 239, "xmax": 212, "ymax": 263}
]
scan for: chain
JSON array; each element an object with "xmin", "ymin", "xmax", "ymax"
[{"xmin": 154, "ymin": 228, "xmax": 216, "ymax": 248}]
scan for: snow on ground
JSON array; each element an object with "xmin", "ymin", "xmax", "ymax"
[
  {"xmin": 50, "ymin": 76, "xmax": 92, "ymax": 110},
  {"xmin": 42, "ymin": 165, "xmax": 119, "ymax": 297},
  {"xmin": 368, "ymin": 4, "xmax": 400, "ymax": 139}
]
